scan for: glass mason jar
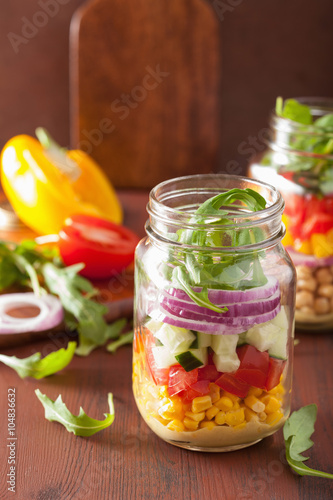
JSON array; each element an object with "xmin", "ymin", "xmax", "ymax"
[
  {"xmin": 133, "ymin": 174, "xmax": 295, "ymax": 452},
  {"xmin": 250, "ymin": 98, "xmax": 333, "ymax": 331}
]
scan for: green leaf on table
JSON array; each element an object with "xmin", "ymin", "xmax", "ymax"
[
  {"xmin": 0, "ymin": 342, "xmax": 76, "ymax": 379},
  {"xmin": 75, "ymin": 318, "xmax": 128, "ymax": 357},
  {"xmin": 35, "ymin": 390, "xmax": 115, "ymax": 436},
  {"xmin": 283, "ymin": 404, "xmax": 333, "ymax": 479},
  {"xmin": 276, "ymin": 98, "xmax": 313, "ymax": 125},
  {"xmin": 42, "ymin": 263, "xmax": 110, "ymax": 345},
  {"xmin": 107, "ymin": 330, "xmax": 134, "ymax": 353}
]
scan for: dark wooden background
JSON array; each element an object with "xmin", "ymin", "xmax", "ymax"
[{"xmin": 1, "ymin": 0, "xmax": 333, "ymax": 183}]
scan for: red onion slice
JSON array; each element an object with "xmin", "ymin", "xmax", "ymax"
[
  {"xmin": 160, "ymin": 288, "xmax": 281, "ymax": 318},
  {"xmin": 167, "ymin": 276, "xmax": 279, "ymax": 305},
  {"xmin": 150, "ymin": 303, "xmax": 281, "ymax": 335},
  {"xmin": 0, "ymin": 293, "xmax": 64, "ymax": 334}
]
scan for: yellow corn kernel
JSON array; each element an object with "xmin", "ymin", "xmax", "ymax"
[
  {"xmin": 268, "ymin": 383, "xmax": 285, "ymax": 396},
  {"xmin": 260, "ymin": 395, "xmax": 281, "ymax": 414},
  {"xmin": 183, "ymin": 417, "xmax": 199, "ymax": 431},
  {"xmin": 158, "ymin": 399, "xmax": 184, "ymax": 421},
  {"xmin": 215, "ymin": 411, "xmax": 226, "ymax": 425},
  {"xmin": 170, "ymin": 397, "xmax": 184, "ymax": 414},
  {"xmin": 222, "ymin": 391, "xmax": 240, "ymax": 403},
  {"xmin": 232, "ymin": 401, "xmax": 240, "ymax": 410},
  {"xmin": 258, "ymin": 412, "xmax": 267, "ymax": 422},
  {"xmin": 225, "ymin": 408, "xmax": 245, "ymax": 427},
  {"xmin": 215, "ymin": 396, "xmax": 234, "ymax": 412},
  {"xmin": 244, "ymin": 395, "xmax": 265, "ymax": 413},
  {"xmin": 244, "ymin": 408, "xmax": 259, "ymax": 422},
  {"xmin": 206, "ymin": 406, "xmax": 220, "ymax": 421},
  {"xmin": 155, "ymin": 415, "xmax": 169, "ymax": 426},
  {"xmin": 200, "ymin": 421, "xmax": 216, "ymax": 430},
  {"xmin": 248, "ymin": 387, "xmax": 263, "ymax": 398},
  {"xmin": 209, "ymin": 383, "xmax": 220, "ymax": 403},
  {"xmin": 185, "ymin": 411, "xmax": 206, "ymax": 422},
  {"xmin": 158, "ymin": 385, "xmax": 169, "ymax": 398},
  {"xmin": 192, "ymin": 395, "xmax": 212, "ymax": 413},
  {"xmin": 167, "ymin": 419, "xmax": 185, "ymax": 432},
  {"xmin": 265, "ymin": 410, "xmax": 284, "ymax": 426},
  {"xmin": 233, "ymin": 422, "xmax": 247, "ymax": 431}
]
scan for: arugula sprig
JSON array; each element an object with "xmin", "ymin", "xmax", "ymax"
[
  {"xmin": 0, "ymin": 240, "xmax": 131, "ymax": 355},
  {"xmin": 163, "ymin": 189, "xmax": 268, "ymax": 312},
  {"xmin": 283, "ymin": 404, "xmax": 333, "ymax": 479},
  {"xmin": 0, "ymin": 342, "xmax": 76, "ymax": 379},
  {"xmin": 269, "ymin": 97, "xmax": 333, "ymax": 195},
  {"xmin": 35, "ymin": 390, "xmax": 115, "ymax": 436}
]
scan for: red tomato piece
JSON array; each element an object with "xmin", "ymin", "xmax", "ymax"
[
  {"xmin": 215, "ymin": 373, "xmax": 250, "ymax": 398},
  {"xmin": 234, "ymin": 345, "xmax": 269, "ymax": 389},
  {"xmin": 179, "ymin": 379, "xmax": 211, "ymax": 403},
  {"xmin": 198, "ymin": 364, "xmax": 220, "ymax": 382},
  {"xmin": 168, "ymin": 366, "xmax": 199, "ymax": 397},
  {"xmin": 265, "ymin": 357, "xmax": 286, "ymax": 391},
  {"xmin": 58, "ymin": 214, "xmax": 139, "ymax": 279},
  {"xmin": 301, "ymin": 213, "xmax": 333, "ymax": 238}
]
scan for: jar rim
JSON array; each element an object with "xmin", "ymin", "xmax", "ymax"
[{"xmin": 148, "ymin": 174, "xmax": 284, "ymax": 229}]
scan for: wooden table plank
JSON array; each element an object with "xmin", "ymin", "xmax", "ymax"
[{"xmin": 0, "ymin": 191, "xmax": 332, "ymax": 500}]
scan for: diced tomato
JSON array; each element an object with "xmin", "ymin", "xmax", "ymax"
[
  {"xmin": 234, "ymin": 345, "xmax": 269, "ymax": 389},
  {"xmin": 198, "ymin": 364, "xmax": 220, "ymax": 382},
  {"xmin": 302, "ymin": 213, "xmax": 333, "ymax": 238},
  {"xmin": 215, "ymin": 373, "xmax": 250, "ymax": 398},
  {"xmin": 179, "ymin": 379, "xmax": 211, "ymax": 403},
  {"xmin": 168, "ymin": 366, "xmax": 198, "ymax": 397},
  {"xmin": 265, "ymin": 357, "xmax": 286, "ymax": 391}
]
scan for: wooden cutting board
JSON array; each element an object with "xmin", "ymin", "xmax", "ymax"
[{"xmin": 70, "ymin": 0, "xmax": 221, "ymax": 189}]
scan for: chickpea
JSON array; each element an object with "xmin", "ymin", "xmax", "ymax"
[
  {"xmin": 295, "ymin": 291, "xmax": 314, "ymax": 309},
  {"xmin": 296, "ymin": 265, "xmax": 313, "ymax": 280},
  {"xmin": 315, "ymin": 267, "xmax": 333, "ymax": 284},
  {"xmin": 297, "ymin": 278, "xmax": 317, "ymax": 292},
  {"xmin": 314, "ymin": 297, "xmax": 330, "ymax": 315},
  {"xmin": 317, "ymin": 284, "xmax": 333, "ymax": 299},
  {"xmin": 300, "ymin": 306, "xmax": 314, "ymax": 315}
]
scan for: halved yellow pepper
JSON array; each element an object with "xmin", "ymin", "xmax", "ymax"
[{"xmin": 0, "ymin": 129, "xmax": 122, "ymax": 235}]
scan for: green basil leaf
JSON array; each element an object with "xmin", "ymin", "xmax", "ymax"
[
  {"xmin": 277, "ymin": 98, "xmax": 312, "ymax": 125},
  {"xmin": 107, "ymin": 331, "xmax": 134, "ymax": 353}
]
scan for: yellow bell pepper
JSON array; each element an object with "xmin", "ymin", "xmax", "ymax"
[{"xmin": 0, "ymin": 129, "xmax": 122, "ymax": 235}]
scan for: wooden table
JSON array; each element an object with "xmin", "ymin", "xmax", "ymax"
[{"xmin": 0, "ymin": 192, "xmax": 332, "ymax": 500}]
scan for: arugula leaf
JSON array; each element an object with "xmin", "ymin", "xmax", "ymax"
[
  {"xmin": 0, "ymin": 342, "xmax": 76, "ymax": 379},
  {"xmin": 283, "ymin": 404, "xmax": 333, "ymax": 479},
  {"xmin": 76, "ymin": 318, "xmax": 128, "ymax": 357},
  {"xmin": 276, "ymin": 97, "xmax": 312, "ymax": 125},
  {"xmin": 35, "ymin": 390, "xmax": 115, "ymax": 436},
  {"xmin": 107, "ymin": 331, "xmax": 134, "ymax": 353},
  {"xmin": 172, "ymin": 266, "xmax": 227, "ymax": 313},
  {"xmin": 315, "ymin": 113, "xmax": 333, "ymax": 131},
  {"xmin": 42, "ymin": 263, "xmax": 110, "ymax": 345}
]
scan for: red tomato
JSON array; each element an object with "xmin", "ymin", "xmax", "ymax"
[
  {"xmin": 215, "ymin": 373, "xmax": 250, "ymax": 398},
  {"xmin": 168, "ymin": 366, "xmax": 198, "ymax": 397},
  {"xmin": 234, "ymin": 345, "xmax": 269, "ymax": 389},
  {"xmin": 198, "ymin": 364, "xmax": 220, "ymax": 382},
  {"xmin": 265, "ymin": 357, "xmax": 286, "ymax": 391},
  {"xmin": 58, "ymin": 214, "xmax": 139, "ymax": 279},
  {"xmin": 301, "ymin": 213, "xmax": 333, "ymax": 238},
  {"xmin": 179, "ymin": 380, "xmax": 210, "ymax": 403}
]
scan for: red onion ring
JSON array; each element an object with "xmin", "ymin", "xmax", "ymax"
[
  {"xmin": 0, "ymin": 293, "xmax": 64, "ymax": 334},
  {"xmin": 167, "ymin": 276, "xmax": 279, "ymax": 305},
  {"xmin": 286, "ymin": 247, "xmax": 333, "ymax": 268},
  {"xmin": 150, "ymin": 303, "xmax": 281, "ymax": 335}
]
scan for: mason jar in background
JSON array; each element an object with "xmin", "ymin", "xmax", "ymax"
[
  {"xmin": 133, "ymin": 174, "xmax": 295, "ymax": 452},
  {"xmin": 250, "ymin": 98, "xmax": 333, "ymax": 331}
]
